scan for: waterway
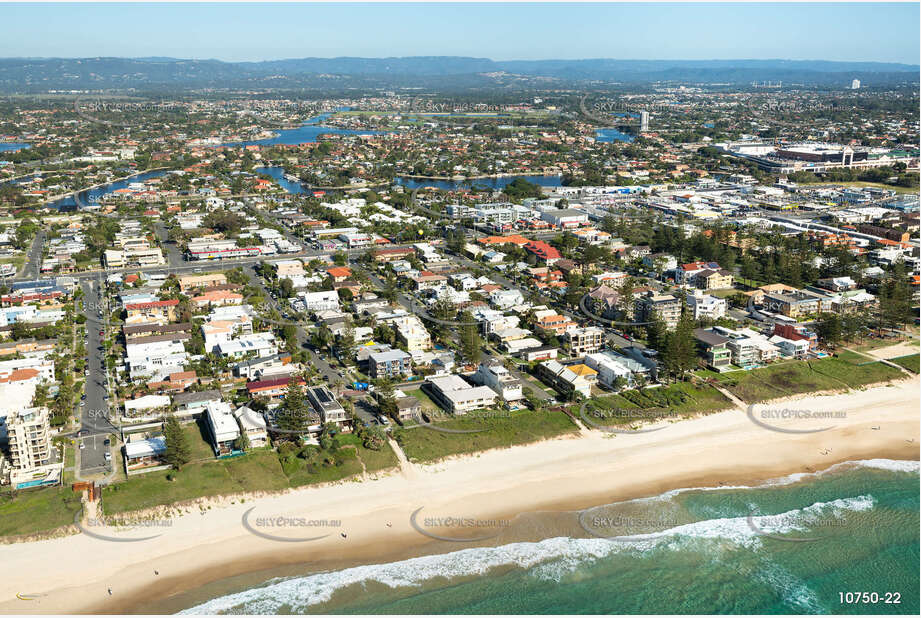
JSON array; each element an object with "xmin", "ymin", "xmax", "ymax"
[
  {"xmin": 48, "ymin": 169, "xmax": 172, "ymax": 211},
  {"xmin": 223, "ymin": 112, "xmax": 383, "ymax": 148}
]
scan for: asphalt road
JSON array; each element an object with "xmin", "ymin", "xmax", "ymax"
[
  {"xmin": 77, "ymin": 279, "xmax": 117, "ymax": 475},
  {"xmin": 17, "ymin": 230, "xmax": 44, "ymax": 279}
]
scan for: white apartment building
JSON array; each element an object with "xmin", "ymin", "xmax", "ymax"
[
  {"xmin": 584, "ymin": 352, "xmax": 634, "ymax": 389},
  {"xmin": 686, "ymin": 290, "xmax": 727, "ymax": 320},
  {"xmin": 216, "ymin": 332, "xmax": 278, "ymax": 360},
  {"xmin": 2, "ymin": 406, "xmax": 63, "ymax": 488},
  {"xmin": 295, "ymin": 290, "xmax": 340, "ymax": 313},
  {"xmin": 472, "ymin": 360, "xmax": 523, "ymax": 402},
  {"xmin": 426, "ymin": 374, "xmax": 498, "ymax": 414},
  {"xmin": 489, "ymin": 289, "xmax": 525, "ymax": 310},
  {"xmin": 204, "ymin": 401, "xmax": 241, "ymax": 456},
  {"xmin": 125, "ymin": 340, "xmax": 189, "ymax": 380}
]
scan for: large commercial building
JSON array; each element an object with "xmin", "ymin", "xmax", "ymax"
[{"xmin": 720, "ymin": 142, "xmax": 918, "ymax": 173}]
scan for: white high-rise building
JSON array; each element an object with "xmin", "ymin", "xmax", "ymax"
[
  {"xmin": 851, "ymin": 79, "xmax": 861, "ymax": 90},
  {"xmin": 1, "ymin": 407, "xmax": 63, "ymax": 488}
]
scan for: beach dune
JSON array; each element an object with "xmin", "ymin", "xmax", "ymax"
[{"xmin": 1, "ymin": 377, "xmax": 918, "ymax": 614}]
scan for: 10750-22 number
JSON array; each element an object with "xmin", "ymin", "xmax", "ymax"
[{"xmin": 839, "ymin": 592, "xmax": 901, "ymax": 604}]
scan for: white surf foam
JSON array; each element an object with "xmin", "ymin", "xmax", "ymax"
[{"xmin": 181, "ymin": 495, "xmax": 875, "ymax": 614}]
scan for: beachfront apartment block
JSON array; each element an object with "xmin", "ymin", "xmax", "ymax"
[
  {"xmin": 1, "ymin": 406, "xmax": 63, "ymax": 489},
  {"xmin": 425, "ymin": 374, "xmax": 498, "ymax": 414},
  {"xmin": 585, "ymin": 351, "xmax": 643, "ymax": 389},
  {"xmin": 693, "ymin": 328, "xmax": 733, "ymax": 371},
  {"xmin": 204, "ymin": 401, "xmax": 241, "ymax": 456},
  {"xmin": 565, "ymin": 326, "xmax": 605, "ymax": 356},
  {"xmin": 305, "ymin": 385, "xmax": 349, "ymax": 426},
  {"xmin": 536, "ymin": 360, "xmax": 597, "ymax": 398},
  {"xmin": 472, "ymin": 360, "xmax": 524, "ymax": 402},
  {"xmin": 709, "ymin": 326, "xmax": 781, "ymax": 367},
  {"xmin": 232, "ymin": 405, "xmax": 268, "ymax": 448}
]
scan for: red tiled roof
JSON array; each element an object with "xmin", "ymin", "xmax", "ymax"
[{"xmin": 125, "ymin": 299, "xmax": 179, "ymax": 310}]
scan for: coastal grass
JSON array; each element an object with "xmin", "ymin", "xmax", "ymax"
[
  {"xmin": 891, "ymin": 354, "xmax": 920, "ymax": 374},
  {"xmin": 102, "ymin": 436, "xmax": 401, "ymax": 514},
  {"xmin": 704, "ymin": 354, "xmax": 904, "ymax": 404},
  {"xmin": 393, "ymin": 408, "xmax": 578, "ymax": 464},
  {"xmin": 0, "ymin": 486, "xmax": 83, "ymax": 538},
  {"xmin": 339, "ymin": 434, "xmax": 400, "ymax": 473},
  {"xmin": 586, "ymin": 382, "xmax": 733, "ymax": 426}
]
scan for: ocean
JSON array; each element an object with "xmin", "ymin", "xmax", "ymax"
[{"xmin": 179, "ymin": 460, "xmax": 919, "ymax": 615}]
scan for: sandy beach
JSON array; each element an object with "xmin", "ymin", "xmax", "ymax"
[{"xmin": 1, "ymin": 377, "xmax": 918, "ymax": 615}]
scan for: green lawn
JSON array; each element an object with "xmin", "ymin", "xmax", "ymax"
[
  {"xmin": 706, "ymin": 354, "xmax": 904, "ymax": 404},
  {"xmin": 102, "ymin": 433, "xmax": 400, "ymax": 514},
  {"xmin": 890, "ymin": 354, "xmax": 920, "ymax": 374},
  {"xmin": 103, "ymin": 450, "xmax": 290, "ymax": 514},
  {"xmin": 0, "ymin": 486, "xmax": 83, "ymax": 538},
  {"xmin": 393, "ymin": 408, "xmax": 578, "ymax": 464},
  {"xmin": 401, "ymin": 386, "xmax": 440, "ymax": 412}
]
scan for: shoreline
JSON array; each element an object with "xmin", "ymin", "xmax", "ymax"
[{"xmin": 1, "ymin": 377, "xmax": 918, "ymax": 614}]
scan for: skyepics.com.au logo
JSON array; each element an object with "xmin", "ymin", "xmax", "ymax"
[
  {"xmin": 73, "ymin": 96, "xmax": 183, "ymax": 128},
  {"xmin": 409, "ymin": 506, "xmax": 511, "ymax": 543},
  {"xmin": 74, "ymin": 508, "xmax": 172, "ymax": 543},
  {"xmin": 746, "ymin": 404, "xmax": 844, "ymax": 434},
  {"xmin": 241, "ymin": 507, "xmax": 341, "ymax": 543},
  {"xmin": 578, "ymin": 402, "xmax": 669, "ymax": 435},
  {"xmin": 577, "ymin": 508, "xmax": 679, "ymax": 542}
]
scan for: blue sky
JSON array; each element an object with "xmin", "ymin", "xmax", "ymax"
[{"xmin": 2, "ymin": 2, "xmax": 918, "ymax": 64}]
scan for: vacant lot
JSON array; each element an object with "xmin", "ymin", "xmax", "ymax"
[
  {"xmin": 703, "ymin": 353, "xmax": 904, "ymax": 404},
  {"xmin": 587, "ymin": 381, "xmax": 733, "ymax": 426},
  {"xmin": 394, "ymin": 408, "xmax": 578, "ymax": 463},
  {"xmin": 103, "ymin": 434, "xmax": 399, "ymax": 515},
  {"xmin": 0, "ymin": 486, "xmax": 83, "ymax": 538}
]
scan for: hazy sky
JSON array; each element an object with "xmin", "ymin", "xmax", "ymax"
[{"xmin": 2, "ymin": 2, "xmax": 919, "ymax": 64}]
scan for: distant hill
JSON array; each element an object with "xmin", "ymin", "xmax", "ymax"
[{"xmin": 0, "ymin": 56, "xmax": 916, "ymax": 93}]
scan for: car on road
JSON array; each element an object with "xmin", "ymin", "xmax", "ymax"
[
  {"xmin": 104, "ymin": 452, "xmax": 112, "ymax": 462},
  {"xmin": 98, "ymin": 330, "xmax": 104, "ymax": 336},
  {"xmin": 79, "ymin": 442, "xmax": 85, "ymax": 449},
  {"xmin": 104, "ymin": 438, "xmax": 111, "ymax": 446}
]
